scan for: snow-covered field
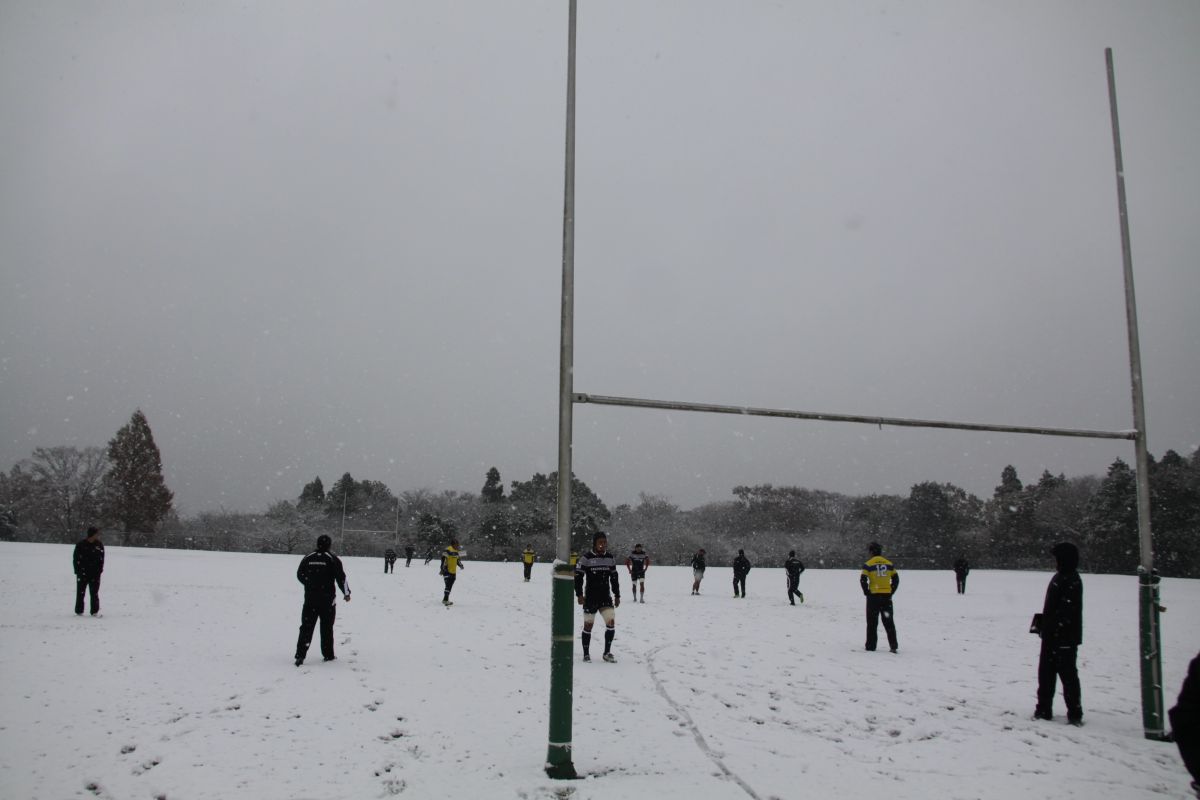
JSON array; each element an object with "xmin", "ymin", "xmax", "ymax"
[{"xmin": 0, "ymin": 541, "xmax": 1195, "ymax": 800}]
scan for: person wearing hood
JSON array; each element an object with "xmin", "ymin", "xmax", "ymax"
[
  {"xmin": 1034, "ymin": 541, "xmax": 1083, "ymax": 725},
  {"xmin": 294, "ymin": 534, "xmax": 351, "ymax": 667}
]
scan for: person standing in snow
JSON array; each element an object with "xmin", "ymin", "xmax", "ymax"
[
  {"xmin": 625, "ymin": 543, "xmax": 650, "ymax": 603},
  {"xmin": 522, "ymin": 545, "xmax": 536, "ymax": 582},
  {"xmin": 294, "ymin": 534, "xmax": 351, "ymax": 666},
  {"xmin": 575, "ymin": 531, "xmax": 620, "ymax": 663},
  {"xmin": 784, "ymin": 550, "xmax": 805, "ymax": 605},
  {"xmin": 439, "ymin": 538, "xmax": 465, "ymax": 606},
  {"xmin": 690, "ymin": 548, "xmax": 707, "ymax": 595},
  {"xmin": 953, "ymin": 556, "xmax": 970, "ymax": 594},
  {"xmin": 732, "ymin": 549, "xmax": 752, "ymax": 598},
  {"xmin": 1033, "ymin": 541, "xmax": 1083, "ymax": 725},
  {"xmin": 384, "ymin": 547, "xmax": 397, "ymax": 573},
  {"xmin": 1170, "ymin": 651, "xmax": 1200, "ymax": 797},
  {"xmin": 404, "ymin": 544, "xmax": 415, "ymax": 567},
  {"xmin": 861, "ymin": 542, "xmax": 899, "ymax": 653},
  {"xmin": 73, "ymin": 526, "xmax": 105, "ymax": 616}
]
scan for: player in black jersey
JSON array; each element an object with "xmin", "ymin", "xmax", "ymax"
[
  {"xmin": 575, "ymin": 532, "xmax": 621, "ymax": 663},
  {"xmin": 294, "ymin": 534, "xmax": 351, "ymax": 666},
  {"xmin": 784, "ymin": 550, "xmax": 805, "ymax": 605},
  {"xmin": 625, "ymin": 543, "xmax": 650, "ymax": 603}
]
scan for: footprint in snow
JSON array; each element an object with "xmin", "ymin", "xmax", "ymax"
[{"xmin": 132, "ymin": 757, "xmax": 161, "ymax": 775}]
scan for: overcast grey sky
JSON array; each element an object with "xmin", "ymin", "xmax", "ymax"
[{"xmin": 2, "ymin": 1, "xmax": 1197, "ymax": 516}]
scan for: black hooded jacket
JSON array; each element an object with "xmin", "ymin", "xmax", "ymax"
[{"xmin": 1040, "ymin": 542, "xmax": 1082, "ymax": 647}]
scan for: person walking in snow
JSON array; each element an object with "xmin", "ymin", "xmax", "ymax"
[
  {"xmin": 424, "ymin": 547, "xmax": 434, "ymax": 565},
  {"xmin": 691, "ymin": 548, "xmax": 707, "ymax": 595},
  {"xmin": 294, "ymin": 534, "xmax": 351, "ymax": 666},
  {"xmin": 625, "ymin": 543, "xmax": 650, "ymax": 603},
  {"xmin": 404, "ymin": 544, "xmax": 415, "ymax": 567},
  {"xmin": 861, "ymin": 542, "xmax": 899, "ymax": 653},
  {"xmin": 575, "ymin": 531, "xmax": 620, "ymax": 663},
  {"xmin": 73, "ymin": 526, "xmax": 105, "ymax": 616},
  {"xmin": 732, "ymin": 549, "xmax": 752, "ymax": 598},
  {"xmin": 522, "ymin": 545, "xmax": 536, "ymax": 582},
  {"xmin": 784, "ymin": 550, "xmax": 805, "ymax": 605},
  {"xmin": 439, "ymin": 538, "xmax": 465, "ymax": 606},
  {"xmin": 953, "ymin": 556, "xmax": 970, "ymax": 594},
  {"xmin": 1033, "ymin": 541, "xmax": 1083, "ymax": 725},
  {"xmin": 384, "ymin": 547, "xmax": 398, "ymax": 573}
]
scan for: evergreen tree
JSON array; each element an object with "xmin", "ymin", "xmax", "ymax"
[
  {"xmin": 990, "ymin": 465, "xmax": 1033, "ymax": 563},
  {"xmin": 1031, "ymin": 475, "xmax": 1096, "ymax": 557},
  {"xmin": 416, "ymin": 512, "xmax": 457, "ymax": 549},
  {"xmin": 1082, "ymin": 458, "xmax": 1138, "ymax": 574},
  {"xmin": 478, "ymin": 509, "xmax": 512, "ymax": 556},
  {"xmin": 1149, "ymin": 450, "xmax": 1200, "ymax": 577},
  {"xmin": 507, "ymin": 472, "xmax": 610, "ymax": 554},
  {"xmin": 325, "ymin": 472, "xmax": 358, "ymax": 516},
  {"xmin": 101, "ymin": 409, "xmax": 174, "ymax": 545},
  {"xmin": 900, "ymin": 482, "xmax": 957, "ymax": 565},
  {"xmin": 298, "ymin": 476, "xmax": 325, "ymax": 508},
  {"xmin": 481, "ymin": 467, "xmax": 505, "ymax": 503}
]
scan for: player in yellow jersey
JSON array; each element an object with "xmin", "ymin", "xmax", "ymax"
[
  {"xmin": 860, "ymin": 542, "xmax": 899, "ymax": 653},
  {"xmin": 522, "ymin": 546, "xmax": 536, "ymax": 582},
  {"xmin": 440, "ymin": 538, "xmax": 465, "ymax": 606}
]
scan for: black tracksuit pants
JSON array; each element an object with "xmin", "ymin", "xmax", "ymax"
[
  {"xmin": 295, "ymin": 597, "xmax": 337, "ymax": 661},
  {"xmin": 865, "ymin": 594, "xmax": 898, "ymax": 651},
  {"xmin": 75, "ymin": 574, "xmax": 101, "ymax": 615},
  {"xmin": 1036, "ymin": 639, "xmax": 1082, "ymax": 720},
  {"xmin": 787, "ymin": 574, "xmax": 803, "ymax": 604},
  {"xmin": 733, "ymin": 575, "xmax": 747, "ymax": 596},
  {"xmin": 956, "ymin": 573, "xmax": 967, "ymax": 594}
]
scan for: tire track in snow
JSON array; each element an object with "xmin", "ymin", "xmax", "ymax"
[{"xmin": 645, "ymin": 644, "xmax": 763, "ymax": 800}]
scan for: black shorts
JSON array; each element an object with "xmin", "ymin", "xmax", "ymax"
[{"xmin": 582, "ymin": 598, "xmax": 614, "ymax": 615}]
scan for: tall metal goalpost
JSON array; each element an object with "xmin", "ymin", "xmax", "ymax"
[{"xmin": 545, "ymin": 6, "xmax": 1168, "ymax": 778}]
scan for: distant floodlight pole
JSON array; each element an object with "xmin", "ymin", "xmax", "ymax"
[
  {"xmin": 546, "ymin": 0, "xmax": 579, "ymax": 780},
  {"xmin": 1105, "ymin": 47, "xmax": 1166, "ymax": 742},
  {"xmin": 339, "ymin": 490, "xmax": 347, "ymax": 552}
]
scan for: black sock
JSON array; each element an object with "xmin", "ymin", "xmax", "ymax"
[
  {"xmin": 581, "ymin": 630, "xmax": 591, "ymax": 655},
  {"xmin": 604, "ymin": 627, "xmax": 614, "ymax": 653}
]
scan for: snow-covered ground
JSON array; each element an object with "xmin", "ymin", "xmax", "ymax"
[{"xmin": 0, "ymin": 541, "xmax": 1195, "ymax": 800}]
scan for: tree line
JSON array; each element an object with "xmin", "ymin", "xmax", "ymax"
[
  {"xmin": 0, "ymin": 410, "xmax": 174, "ymax": 546},
  {"xmin": 1, "ymin": 412, "xmax": 1196, "ymax": 577}
]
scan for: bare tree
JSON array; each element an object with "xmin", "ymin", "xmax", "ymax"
[{"xmin": 23, "ymin": 446, "xmax": 108, "ymax": 541}]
